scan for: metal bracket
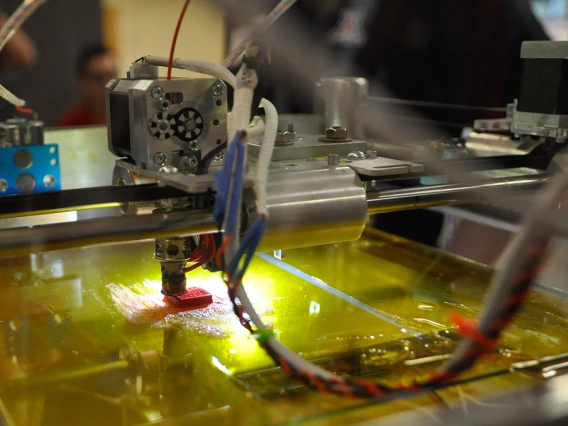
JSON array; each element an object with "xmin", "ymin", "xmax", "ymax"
[
  {"xmin": 346, "ymin": 157, "xmax": 424, "ymax": 177},
  {"xmin": 248, "ymin": 134, "xmax": 367, "ymax": 161}
]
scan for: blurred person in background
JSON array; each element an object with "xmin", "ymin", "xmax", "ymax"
[
  {"xmin": 0, "ymin": 10, "xmax": 37, "ymax": 69},
  {"xmin": 0, "ymin": 9, "xmax": 38, "ymax": 121},
  {"xmin": 246, "ymin": 0, "xmax": 548, "ymax": 247},
  {"xmin": 56, "ymin": 45, "xmax": 116, "ymax": 127}
]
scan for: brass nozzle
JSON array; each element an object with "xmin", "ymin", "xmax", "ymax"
[{"xmin": 161, "ymin": 262, "xmax": 187, "ymax": 297}]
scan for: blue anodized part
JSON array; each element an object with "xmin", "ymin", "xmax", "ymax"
[{"xmin": 0, "ymin": 144, "xmax": 61, "ymax": 195}]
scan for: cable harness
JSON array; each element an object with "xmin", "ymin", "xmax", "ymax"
[{"xmin": 148, "ymin": 1, "xmax": 568, "ymax": 401}]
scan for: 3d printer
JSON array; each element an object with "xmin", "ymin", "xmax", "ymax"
[{"xmin": 1, "ymin": 1, "xmax": 568, "ymax": 425}]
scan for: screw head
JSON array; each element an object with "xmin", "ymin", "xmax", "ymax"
[
  {"xmin": 348, "ymin": 151, "xmax": 366, "ymax": 161},
  {"xmin": 155, "ymin": 241, "xmax": 164, "ymax": 256},
  {"xmin": 211, "ymin": 84, "xmax": 223, "ymax": 97},
  {"xmin": 276, "ymin": 132, "xmax": 291, "ymax": 144},
  {"xmin": 326, "ymin": 126, "xmax": 349, "ymax": 140},
  {"xmin": 153, "ymin": 152, "xmax": 166, "ymax": 166},
  {"xmin": 327, "ymin": 154, "xmax": 340, "ymax": 167},
  {"xmin": 0, "ymin": 179, "xmax": 7, "ymax": 193},
  {"xmin": 151, "ymin": 86, "xmax": 164, "ymax": 100},
  {"xmin": 161, "ymin": 100, "xmax": 171, "ymax": 111},
  {"xmin": 43, "ymin": 174, "xmax": 56, "ymax": 188},
  {"xmin": 189, "ymin": 141, "xmax": 199, "ymax": 151},
  {"xmin": 213, "ymin": 152, "xmax": 224, "ymax": 161},
  {"xmin": 159, "ymin": 165, "xmax": 179, "ymax": 174},
  {"xmin": 185, "ymin": 156, "xmax": 198, "ymax": 168}
]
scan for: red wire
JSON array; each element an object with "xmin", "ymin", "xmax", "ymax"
[
  {"xmin": 167, "ymin": 0, "xmax": 191, "ymax": 80},
  {"xmin": 183, "ymin": 235, "xmax": 216, "ymax": 273},
  {"xmin": 216, "ymin": 235, "xmax": 233, "ymax": 269},
  {"xmin": 15, "ymin": 106, "xmax": 34, "ymax": 115}
]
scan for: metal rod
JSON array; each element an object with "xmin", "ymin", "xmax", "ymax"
[
  {"xmin": 367, "ymin": 96, "xmax": 507, "ymax": 113},
  {"xmin": 0, "ymin": 174, "xmax": 553, "ymax": 256},
  {"xmin": 366, "ymin": 173, "xmax": 554, "ymax": 215},
  {"xmin": 0, "ymin": 210, "xmax": 218, "ymax": 257}
]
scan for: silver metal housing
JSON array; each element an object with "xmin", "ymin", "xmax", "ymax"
[{"xmin": 106, "ymin": 77, "xmax": 228, "ymax": 172}]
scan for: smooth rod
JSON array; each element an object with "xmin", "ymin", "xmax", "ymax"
[
  {"xmin": 366, "ymin": 173, "xmax": 553, "ymax": 214},
  {"xmin": 0, "ymin": 210, "xmax": 218, "ymax": 256},
  {"xmin": 0, "ymin": 173, "xmax": 554, "ymax": 256}
]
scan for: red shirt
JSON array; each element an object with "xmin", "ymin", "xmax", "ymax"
[{"xmin": 56, "ymin": 104, "xmax": 105, "ymax": 127}]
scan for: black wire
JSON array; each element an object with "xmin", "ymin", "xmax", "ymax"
[
  {"xmin": 196, "ymin": 141, "xmax": 228, "ymax": 175},
  {"xmin": 430, "ymin": 391, "xmax": 449, "ymax": 409}
]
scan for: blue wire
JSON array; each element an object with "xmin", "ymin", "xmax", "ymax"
[
  {"xmin": 225, "ymin": 141, "xmax": 246, "ymax": 237},
  {"xmin": 235, "ymin": 220, "xmax": 266, "ymax": 282},
  {"xmin": 213, "ymin": 131, "xmax": 267, "ymax": 284},
  {"xmin": 227, "ymin": 218, "xmax": 267, "ymax": 282},
  {"xmin": 214, "ymin": 132, "xmax": 241, "ymax": 226},
  {"xmin": 227, "ymin": 217, "xmax": 265, "ymax": 276}
]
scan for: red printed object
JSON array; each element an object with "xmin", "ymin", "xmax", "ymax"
[{"xmin": 165, "ymin": 287, "xmax": 213, "ymax": 308}]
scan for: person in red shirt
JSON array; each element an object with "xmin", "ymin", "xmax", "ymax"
[{"xmin": 57, "ymin": 45, "xmax": 117, "ymax": 127}]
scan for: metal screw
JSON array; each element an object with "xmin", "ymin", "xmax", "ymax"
[
  {"xmin": 189, "ymin": 141, "xmax": 199, "ymax": 151},
  {"xmin": 161, "ymin": 100, "xmax": 171, "ymax": 111},
  {"xmin": 43, "ymin": 174, "xmax": 56, "ymax": 188},
  {"xmin": 276, "ymin": 131, "xmax": 291, "ymax": 144},
  {"xmin": 153, "ymin": 152, "xmax": 166, "ymax": 166},
  {"xmin": 325, "ymin": 126, "xmax": 349, "ymax": 140},
  {"xmin": 211, "ymin": 84, "xmax": 223, "ymax": 97},
  {"xmin": 328, "ymin": 154, "xmax": 339, "ymax": 167},
  {"xmin": 287, "ymin": 124, "xmax": 297, "ymax": 140},
  {"xmin": 151, "ymin": 86, "xmax": 164, "ymax": 100},
  {"xmin": 366, "ymin": 150, "xmax": 378, "ymax": 159},
  {"xmin": 348, "ymin": 151, "xmax": 366, "ymax": 161},
  {"xmin": 214, "ymin": 152, "xmax": 224, "ymax": 161},
  {"xmin": 185, "ymin": 155, "xmax": 198, "ymax": 168},
  {"xmin": 155, "ymin": 241, "xmax": 164, "ymax": 256},
  {"xmin": 0, "ymin": 179, "xmax": 7, "ymax": 193},
  {"xmin": 159, "ymin": 165, "xmax": 179, "ymax": 174}
]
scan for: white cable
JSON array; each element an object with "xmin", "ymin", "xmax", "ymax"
[
  {"xmin": 0, "ymin": 0, "xmax": 48, "ymax": 107},
  {"xmin": 247, "ymin": 116, "xmax": 265, "ymax": 139},
  {"xmin": 235, "ymin": 170, "xmax": 568, "ymax": 391},
  {"xmin": 255, "ymin": 99, "xmax": 277, "ymax": 217},
  {"xmin": 0, "ymin": 0, "xmax": 47, "ymax": 52},
  {"xmin": 441, "ymin": 171, "xmax": 568, "ymax": 373},
  {"xmin": 222, "ymin": 0, "xmax": 299, "ymax": 68},
  {"xmin": 224, "ymin": 60, "xmax": 258, "ymax": 261},
  {"xmin": 230, "ymin": 63, "xmax": 257, "ymax": 143},
  {"xmin": 235, "ymin": 284, "xmax": 336, "ymax": 379},
  {"xmin": 0, "ymin": 84, "xmax": 25, "ymax": 107},
  {"xmin": 144, "ymin": 56, "xmax": 237, "ymax": 88}
]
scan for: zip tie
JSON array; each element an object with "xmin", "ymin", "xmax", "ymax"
[{"xmin": 252, "ymin": 329, "xmax": 274, "ymax": 345}]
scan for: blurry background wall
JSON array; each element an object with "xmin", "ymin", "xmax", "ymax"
[
  {"xmin": 1, "ymin": 0, "xmax": 102, "ymax": 126},
  {"xmin": 1, "ymin": 0, "xmax": 226, "ymax": 126},
  {"xmin": 100, "ymin": 0, "xmax": 226, "ymax": 77},
  {"xmin": 2, "ymin": 0, "xmax": 567, "ymax": 126},
  {"xmin": 533, "ymin": 0, "xmax": 568, "ymax": 38}
]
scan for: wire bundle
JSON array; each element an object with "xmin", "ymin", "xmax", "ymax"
[
  {"xmin": 183, "ymin": 234, "xmax": 216, "ymax": 273},
  {"xmin": 215, "ymin": 173, "xmax": 568, "ymax": 401},
  {"xmin": 222, "ymin": 0, "xmax": 299, "ymax": 68},
  {"xmin": 214, "ymin": 131, "xmax": 247, "ymax": 235},
  {"xmin": 144, "ymin": 1, "xmax": 564, "ymax": 402}
]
